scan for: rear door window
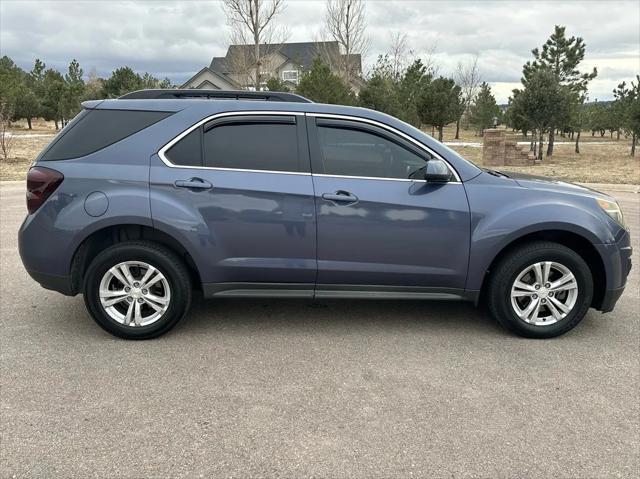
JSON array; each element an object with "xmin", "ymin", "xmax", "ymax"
[
  {"xmin": 40, "ymin": 109, "xmax": 172, "ymax": 161},
  {"xmin": 202, "ymin": 116, "xmax": 301, "ymax": 172}
]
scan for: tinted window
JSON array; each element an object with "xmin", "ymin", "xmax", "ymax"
[
  {"xmin": 203, "ymin": 120, "xmax": 299, "ymax": 172},
  {"xmin": 317, "ymin": 126, "xmax": 428, "ymax": 179},
  {"xmin": 40, "ymin": 109, "xmax": 172, "ymax": 161},
  {"xmin": 166, "ymin": 128, "xmax": 202, "ymax": 166}
]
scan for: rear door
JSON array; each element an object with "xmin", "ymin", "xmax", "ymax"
[
  {"xmin": 150, "ymin": 112, "xmax": 317, "ymax": 295},
  {"xmin": 307, "ymin": 115, "xmax": 471, "ymax": 292}
]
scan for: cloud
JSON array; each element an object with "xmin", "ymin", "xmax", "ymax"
[{"xmin": 1, "ymin": 0, "xmax": 638, "ymax": 103}]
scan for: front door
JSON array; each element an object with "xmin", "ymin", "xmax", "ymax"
[
  {"xmin": 307, "ymin": 116, "xmax": 470, "ymax": 293},
  {"xmin": 150, "ymin": 113, "xmax": 316, "ymax": 294}
]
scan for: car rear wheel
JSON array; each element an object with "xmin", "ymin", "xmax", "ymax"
[
  {"xmin": 487, "ymin": 241, "xmax": 593, "ymax": 338},
  {"xmin": 83, "ymin": 241, "xmax": 191, "ymax": 339}
]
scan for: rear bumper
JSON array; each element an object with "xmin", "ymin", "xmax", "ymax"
[{"xmin": 24, "ymin": 269, "xmax": 75, "ymax": 296}]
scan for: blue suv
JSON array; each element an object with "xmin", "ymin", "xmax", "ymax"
[{"xmin": 19, "ymin": 90, "xmax": 632, "ymax": 339}]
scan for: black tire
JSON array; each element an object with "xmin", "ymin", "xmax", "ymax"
[
  {"xmin": 487, "ymin": 241, "xmax": 593, "ymax": 338},
  {"xmin": 83, "ymin": 241, "xmax": 192, "ymax": 339}
]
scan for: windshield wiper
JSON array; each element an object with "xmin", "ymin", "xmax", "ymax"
[{"xmin": 483, "ymin": 168, "xmax": 510, "ymax": 178}]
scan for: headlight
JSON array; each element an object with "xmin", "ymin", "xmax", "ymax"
[{"xmin": 597, "ymin": 198, "xmax": 625, "ymax": 227}]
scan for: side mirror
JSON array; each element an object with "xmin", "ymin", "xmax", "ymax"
[{"xmin": 424, "ymin": 159, "xmax": 452, "ymax": 183}]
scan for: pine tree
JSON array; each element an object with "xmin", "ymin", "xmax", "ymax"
[
  {"xmin": 613, "ymin": 76, "xmax": 640, "ymax": 156},
  {"xmin": 358, "ymin": 54, "xmax": 400, "ymax": 117},
  {"xmin": 396, "ymin": 59, "xmax": 431, "ymax": 127},
  {"xmin": 42, "ymin": 69, "xmax": 66, "ymax": 130},
  {"xmin": 101, "ymin": 67, "xmax": 143, "ymax": 98},
  {"xmin": 265, "ymin": 76, "xmax": 290, "ymax": 92},
  {"xmin": 523, "ymin": 26, "xmax": 597, "ymax": 156},
  {"xmin": 62, "ymin": 59, "xmax": 85, "ymax": 121},
  {"xmin": 0, "ymin": 56, "xmax": 23, "ymax": 111},
  {"xmin": 13, "ymin": 84, "xmax": 39, "ymax": 129},
  {"xmin": 513, "ymin": 69, "xmax": 573, "ymax": 161},
  {"xmin": 296, "ymin": 58, "xmax": 355, "ymax": 105},
  {"xmin": 158, "ymin": 77, "xmax": 173, "ymax": 89},
  {"xmin": 417, "ymin": 76, "xmax": 462, "ymax": 141},
  {"xmin": 468, "ymin": 82, "xmax": 500, "ymax": 136}
]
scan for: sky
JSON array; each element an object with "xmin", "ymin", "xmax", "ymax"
[{"xmin": 1, "ymin": 0, "xmax": 638, "ymax": 103}]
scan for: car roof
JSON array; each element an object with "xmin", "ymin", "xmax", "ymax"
[{"xmin": 87, "ymin": 97, "xmax": 400, "ymax": 122}]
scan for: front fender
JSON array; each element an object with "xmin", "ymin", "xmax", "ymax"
[{"xmin": 464, "ymin": 178, "xmax": 615, "ymax": 291}]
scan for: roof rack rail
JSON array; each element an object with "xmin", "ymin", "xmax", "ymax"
[{"xmin": 118, "ymin": 89, "xmax": 312, "ymax": 103}]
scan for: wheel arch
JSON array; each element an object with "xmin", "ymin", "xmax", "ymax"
[
  {"xmin": 69, "ymin": 224, "xmax": 203, "ymax": 295},
  {"xmin": 477, "ymin": 229, "xmax": 607, "ymax": 309}
]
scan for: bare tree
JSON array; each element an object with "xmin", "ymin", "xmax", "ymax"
[
  {"xmin": 454, "ymin": 54, "xmax": 482, "ymax": 139},
  {"xmin": 0, "ymin": 103, "xmax": 15, "ymax": 162},
  {"xmin": 420, "ymin": 41, "xmax": 439, "ymax": 77},
  {"xmin": 223, "ymin": 0, "xmax": 288, "ymax": 91},
  {"xmin": 325, "ymin": 0, "xmax": 369, "ymax": 83},
  {"xmin": 312, "ymin": 34, "xmax": 343, "ymax": 74},
  {"xmin": 388, "ymin": 32, "xmax": 410, "ymax": 80}
]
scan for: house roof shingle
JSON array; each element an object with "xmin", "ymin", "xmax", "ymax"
[{"xmin": 210, "ymin": 41, "xmax": 361, "ymax": 74}]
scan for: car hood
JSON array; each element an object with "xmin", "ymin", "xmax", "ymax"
[{"xmin": 497, "ymin": 170, "xmax": 613, "ymax": 200}]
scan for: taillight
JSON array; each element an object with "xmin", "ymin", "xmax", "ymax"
[{"xmin": 26, "ymin": 166, "xmax": 64, "ymax": 214}]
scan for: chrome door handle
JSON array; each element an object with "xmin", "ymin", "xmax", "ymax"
[
  {"xmin": 321, "ymin": 191, "xmax": 358, "ymax": 203},
  {"xmin": 174, "ymin": 178, "xmax": 212, "ymax": 190}
]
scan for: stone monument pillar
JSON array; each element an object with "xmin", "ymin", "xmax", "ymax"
[{"xmin": 482, "ymin": 129, "xmax": 537, "ymax": 166}]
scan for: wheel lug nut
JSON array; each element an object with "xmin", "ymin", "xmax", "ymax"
[
  {"xmin": 137, "ymin": 298, "xmax": 144, "ymax": 303},
  {"xmin": 127, "ymin": 296, "xmax": 133, "ymax": 302},
  {"xmin": 549, "ymin": 292, "xmax": 554, "ymax": 297},
  {"xmin": 133, "ymin": 282, "xmax": 140, "ymax": 287},
  {"xmin": 535, "ymin": 284, "xmax": 540, "ymax": 290},
  {"xmin": 142, "ymin": 289, "xmax": 148, "ymax": 295},
  {"xmin": 125, "ymin": 287, "xmax": 131, "ymax": 292},
  {"xmin": 541, "ymin": 299, "xmax": 546, "ymax": 304},
  {"xmin": 545, "ymin": 283, "xmax": 551, "ymax": 288},
  {"xmin": 532, "ymin": 294, "xmax": 538, "ymax": 299}
]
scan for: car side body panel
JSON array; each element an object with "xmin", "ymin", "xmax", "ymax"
[
  {"xmin": 149, "ymin": 156, "xmax": 317, "ymax": 286},
  {"xmin": 311, "ymin": 176, "xmax": 470, "ymax": 289},
  {"xmin": 18, "ymin": 151, "xmax": 152, "ymax": 280}
]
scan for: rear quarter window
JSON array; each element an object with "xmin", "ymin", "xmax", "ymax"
[
  {"xmin": 39, "ymin": 109, "xmax": 173, "ymax": 161},
  {"xmin": 165, "ymin": 128, "xmax": 203, "ymax": 166}
]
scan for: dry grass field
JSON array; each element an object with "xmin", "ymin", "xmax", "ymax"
[
  {"xmin": 1, "ymin": 120, "xmax": 638, "ymax": 184},
  {"xmin": 441, "ymin": 124, "xmax": 639, "ymax": 184},
  {"xmin": 448, "ymin": 142, "xmax": 639, "ymax": 184}
]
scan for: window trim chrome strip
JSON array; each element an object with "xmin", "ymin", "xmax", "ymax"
[
  {"xmin": 313, "ymin": 173, "xmax": 464, "ymax": 184},
  {"xmin": 157, "ymin": 110, "xmax": 461, "ymax": 183},
  {"xmin": 157, "ymin": 111, "xmax": 310, "ymax": 176}
]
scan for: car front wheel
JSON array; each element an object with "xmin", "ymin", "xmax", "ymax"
[
  {"xmin": 487, "ymin": 241, "xmax": 593, "ymax": 338},
  {"xmin": 83, "ymin": 241, "xmax": 192, "ymax": 339}
]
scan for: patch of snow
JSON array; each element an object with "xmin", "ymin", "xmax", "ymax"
[{"xmin": 1, "ymin": 133, "xmax": 55, "ymax": 139}]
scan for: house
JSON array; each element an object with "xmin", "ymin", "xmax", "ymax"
[{"xmin": 181, "ymin": 41, "xmax": 363, "ymax": 92}]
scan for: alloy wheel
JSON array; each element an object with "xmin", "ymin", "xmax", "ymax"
[
  {"xmin": 98, "ymin": 261, "xmax": 171, "ymax": 327},
  {"xmin": 510, "ymin": 261, "xmax": 579, "ymax": 326}
]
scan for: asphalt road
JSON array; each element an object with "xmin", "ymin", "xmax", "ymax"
[{"xmin": 1, "ymin": 182, "xmax": 638, "ymax": 478}]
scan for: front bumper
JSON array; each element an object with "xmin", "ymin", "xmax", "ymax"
[
  {"xmin": 599, "ymin": 286, "xmax": 626, "ymax": 313},
  {"xmin": 595, "ymin": 228, "xmax": 632, "ymax": 312}
]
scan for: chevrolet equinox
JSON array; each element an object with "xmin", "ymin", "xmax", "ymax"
[{"xmin": 18, "ymin": 90, "xmax": 632, "ymax": 339}]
